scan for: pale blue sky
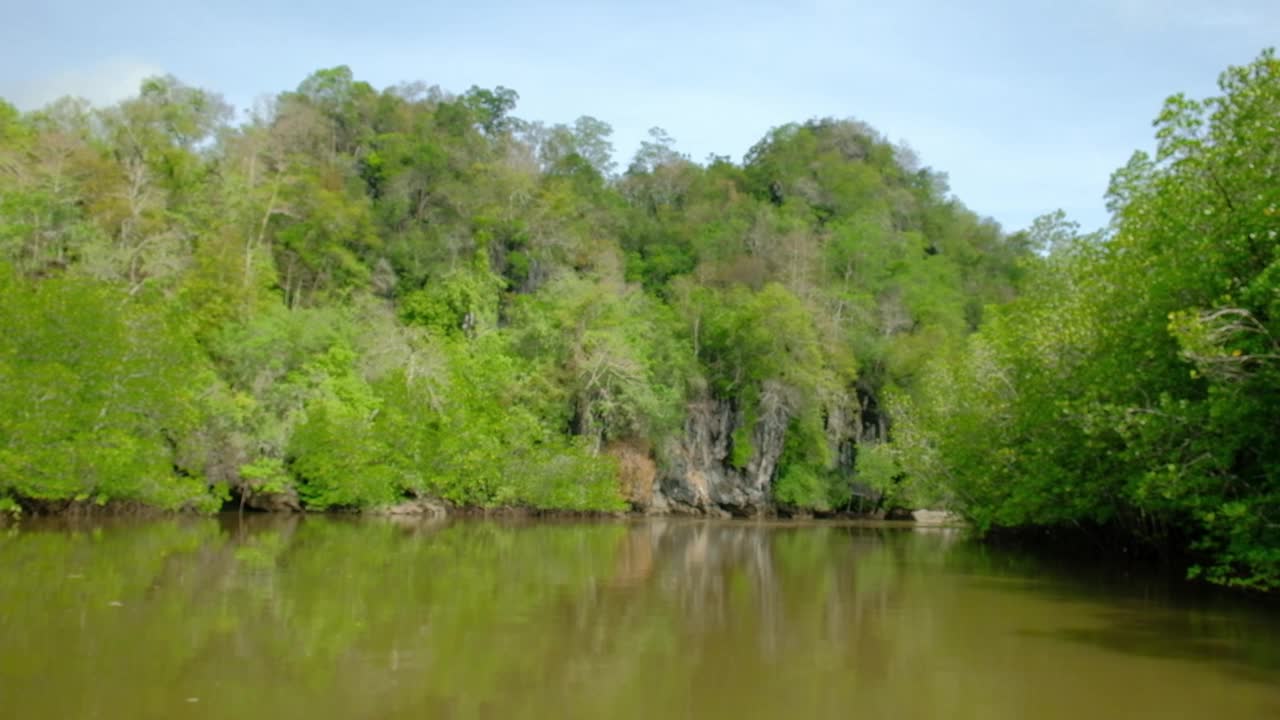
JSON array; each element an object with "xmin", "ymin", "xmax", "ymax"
[{"xmin": 1, "ymin": 0, "xmax": 1275, "ymax": 232}]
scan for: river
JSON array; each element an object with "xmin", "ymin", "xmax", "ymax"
[{"xmin": 1, "ymin": 515, "xmax": 1277, "ymax": 719}]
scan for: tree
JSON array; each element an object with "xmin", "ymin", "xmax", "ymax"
[
  {"xmin": 464, "ymin": 85, "xmax": 520, "ymax": 136},
  {"xmin": 892, "ymin": 49, "xmax": 1280, "ymax": 590},
  {"xmin": 0, "ymin": 265, "xmax": 218, "ymax": 510}
]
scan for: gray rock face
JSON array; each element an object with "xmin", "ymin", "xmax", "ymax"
[
  {"xmin": 372, "ymin": 497, "xmax": 448, "ymax": 517},
  {"xmin": 241, "ymin": 486, "xmax": 302, "ymax": 513},
  {"xmin": 651, "ymin": 379, "xmax": 879, "ymax": 517},
  {"xmin": 911, "ymin": 509, "xmax": 962, "ymax": 527},
  {"xmin": 657, "ymin": 381, "xmax": 794, "ymax": 516}
]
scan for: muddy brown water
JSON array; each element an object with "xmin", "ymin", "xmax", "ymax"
[{"xmin": 1, "ymin": 515, "xmax": 1278, "ymax": 719}]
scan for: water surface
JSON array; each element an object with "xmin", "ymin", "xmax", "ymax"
[{"xmin": 1, "ymin": 516, "xmax": 1278, "ymax": 719}]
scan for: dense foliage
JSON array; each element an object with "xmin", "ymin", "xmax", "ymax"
[
  {"xmin": 0, "ymin": 66, "xmax": 1021, "ymax": 516},
  {"xmin": 891, "ymin": 50, "xmax": 1280, "ymax": 590}
]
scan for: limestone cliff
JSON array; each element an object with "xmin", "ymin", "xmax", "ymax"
[{"xmin": 653, "ymin": 380, "xmax": 870, "ymax": 516}]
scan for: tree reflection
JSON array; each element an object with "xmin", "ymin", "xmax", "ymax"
[{"xmin": 0, "ymin": 517, "xmax": 1273, "ymax": 720}]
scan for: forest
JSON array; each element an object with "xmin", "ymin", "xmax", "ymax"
[{"xmin": 0, "ymin": 51, "xmax": 1275, "ymax": 589}]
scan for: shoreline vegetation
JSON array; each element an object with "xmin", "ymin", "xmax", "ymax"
[
  {"xmin": 1, "ymin": 51, "xmax": 1276, "ymax": 590},
  {"xmin": 1, "ymin": 494, "xmax": 961, "ymax": 526}
]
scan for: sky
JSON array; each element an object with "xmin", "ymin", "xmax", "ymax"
[{"xmin": 1, "ymin": 0, "xmax": 1275, "ymax": 233}]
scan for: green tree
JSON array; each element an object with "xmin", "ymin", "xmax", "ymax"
[
  {"xmin": 0, "ymin": 265, "xmax": 218, "ymax": 510},
  {"xmin": 893, "ymin": 49, "xmax": 1280, "ymax": 589}
]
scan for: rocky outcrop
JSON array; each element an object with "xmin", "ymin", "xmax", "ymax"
[
  {"xmin": 657, "ymin": 381, "xmax": 792, "ymax": 516},
  {"xmin": 649, "ymin": 380, "xmax": 891, "ymax": 517},
  {"xmin": 607, "ymin": 440, "xmax": 660, "ymax": 511},
  {"xmin": 911, "ymin": 509, "xmax": 962, "ymax": 527},
  {"xmin": 371, "ymin": 497, "xmax": 448, "ymax": 517},
  {"xmin": 240, "ymin": 486, "xmax": 303, "ymax": 513}
]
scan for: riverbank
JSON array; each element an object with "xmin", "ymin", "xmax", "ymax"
[{"xmin": 1, "ymin": 492, "xmax": 964, "ymax": 527}]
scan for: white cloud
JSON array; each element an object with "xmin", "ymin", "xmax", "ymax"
[{"xmin": 2, "ymin": 57, "xmax": 164, "ymax": 110}]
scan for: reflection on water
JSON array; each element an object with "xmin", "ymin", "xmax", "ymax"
[{"xmin": 1, "ymin": 516, "xmax": 1278, "ymax": 719}]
